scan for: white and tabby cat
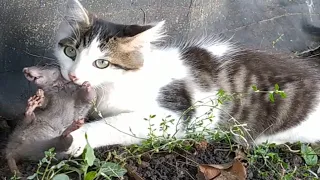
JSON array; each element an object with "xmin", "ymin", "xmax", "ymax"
[{"xmin": 54, "ymin": 0, "xmax": 320, "ymax": 157}]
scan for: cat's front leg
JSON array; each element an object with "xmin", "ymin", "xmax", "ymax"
[{"xmin": 66, "ymin": 111, "xmax": 182, "ymax": 157}]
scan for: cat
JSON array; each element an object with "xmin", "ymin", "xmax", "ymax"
[{"xmin": 53, "ymin": 0, "xmax": 320, "ymax": 157}]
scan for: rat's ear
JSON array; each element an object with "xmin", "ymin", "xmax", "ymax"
[{"xmin": 65, "ymin": 0, "xmax": 91, "ymax": 26}]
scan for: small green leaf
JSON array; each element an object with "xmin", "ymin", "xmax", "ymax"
[
  {"xmin": 56, "ymin": 160, "xmax": 66, "ymax": 169},
  {"xmin": 301, "ymin": 144, "xmax": 318, "ymax": 166},
  {"xmin": 94, "ymin": 158, "xmax": 101, "ymax": 167},
  {"xmin": 269, "ymin": 93, "xmax": 275, "ymax": 103},
  {"xmin": 280, "ymin": 92, "xmax": 287, "ymax": 98},
  {"xmin": 252, "ymin": 85, "xmax": 258, "ymax": 91},
  {"xmin": 149, "ymin": 115, "xmax": 156, "ymax": 118},
  {"xmin": 27, "ymin": 173, "xmax": 37, "ymax": 179},
  {"xmin": 84, "ymin": 171, "xmax": 97, "ymax": 180},
  {"xmin": 99, "ymin": 162, "xmax": 127, "ymax": 177},
  {"xmin": 52, "ymin": 174, "xmax": 70, "ymax": 180},
  {"xmin": 41, "ymin": 157, "xmax": 50, "ymax": 164},
  {"xmin": 84, "ymin": 133, "xmax": 96, "ymax": 166},
  {"xmin": 274, "ymin": 84, "xmax": 279, "ymax": 91}
]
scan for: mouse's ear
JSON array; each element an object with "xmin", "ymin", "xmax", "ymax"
[{"xmin": 65, "ymin": 0, "xmax": 91, "ymax": 26}]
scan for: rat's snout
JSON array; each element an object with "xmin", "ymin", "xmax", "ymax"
[
  {"xmin": 68, "ymin": 73, "xmax": 78, "ymax": 82},
  {"xmin": 23, "ymin": 67, "xmax": 34, "ymax": 81},
  {"xmin": 23, "ymin": 67, "xmax": 42, "ymax": 83}
]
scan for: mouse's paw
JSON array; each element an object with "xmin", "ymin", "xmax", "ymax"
[
  {"xmin": 12, "ymin": 170, "xmax": 22, "ymax": 178},
  {"xmin": 80, "ymin": 81, "xmax": 93, "ymax": 94},
  {"xmin": 82, "ymin": 81, "xmax": 91, "ymax": 89},
  {"xmin": 62, "ymin": 119, "xmax": 85, "ymax": 137},
  {"xmin": 78, "ymin": 81, "xmax": 96, "ymax": 103},
  {"xmin": 66, "ymin": 130, "xmax": 88, "ymax": 157},
  {"xmin": 26, "ymin": 89, "xmax": 45, "ymax": 109},
  {"xmin": 24, "ymin": 89, "xmax": 46, "ymax": 123}
]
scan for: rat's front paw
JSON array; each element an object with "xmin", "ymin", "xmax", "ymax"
[
  {"xmin": 62, "ymin": 119, "xmax": 85, "ymax": 137},
  {"xmin": 77, "ymin": 81, "xmax": 96, "ymax": 103},
  {"xmin": 66, "ymin": 130, "xmax": 87, "ymax": 157},
  {"xmin": 24, "ymin": 89, "xmax": 45, "ymax": 122}
]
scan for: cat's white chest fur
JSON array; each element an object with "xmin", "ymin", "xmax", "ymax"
[
  {"xmin": 94, "ymin": 50, "xmax": 189, "ymax": 118},
  {"xmin": 94, "ymin": 81, "xmax": 158, "ymax": 117}
]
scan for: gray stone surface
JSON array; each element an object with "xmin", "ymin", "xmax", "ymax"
[{"xmin": 1, "ymin": 0, "xmax": 320, "ymax": 121}]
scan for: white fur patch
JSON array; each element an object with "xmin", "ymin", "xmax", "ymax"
[
  {"xmin": 68, "ymin": 109, "xmax": 184, "ymax": 157},
  {"xmin": 69, "ymin": 37, "xmax": 108, "ymax": 86},
  {"xmin": 204, "ymin": 43, "xmax": 232, "ymax": 57}
]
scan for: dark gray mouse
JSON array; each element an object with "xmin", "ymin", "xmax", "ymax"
[{"xmin": 5, "ymin": 65, "xmax": 97, "ymax": 176}]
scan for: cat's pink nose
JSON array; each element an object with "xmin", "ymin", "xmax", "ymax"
[{"xmin": 68, "ymin": 73, "xmax": 78, "ymax": 82}]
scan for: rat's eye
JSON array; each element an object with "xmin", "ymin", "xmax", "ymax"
[
  {"xmin": 93, "ymin": 59, "xmax": 110, "ymax": 69},
  {"xmin": 64, "ymin": 46, "xmax": 76, "ymax": 60}
]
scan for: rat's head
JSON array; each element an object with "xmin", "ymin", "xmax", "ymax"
[
  {"xmin": 53, "ymin": 0, "xmax": 165, "ymax": 87},
  {"xmin": 23, "ymin": 66, "xmax": 62, "ymax": 89}
]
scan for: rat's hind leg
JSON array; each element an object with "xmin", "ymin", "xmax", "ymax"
[
  {"xmin": 24, "ymin": 89, "xmax": 46, "ymax": 123},
  {"xmin": 61, "ymin": 119, "xmax": 85, "ymax": 138},
  {"xmin": 7, "ymin": 154, "xmax": 21, "ymax": 177}
]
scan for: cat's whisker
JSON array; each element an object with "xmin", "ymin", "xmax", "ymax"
[
  {"xmin": 92, "ymin": 85, "xmax": 104, "ymax": 108},
  {"xmin": 97, "ymin": 86, "xmax": 106, "ymax": 108},
  {"xmin": 23, "ymin": 50, "xmax": 57, "ymax": 61}
]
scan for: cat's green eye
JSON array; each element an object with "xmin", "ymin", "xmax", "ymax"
[
  {"xmin": 94, "ymin": 59, "xmax": 110, "ymax": 69},
  {"xmin": 64, "ymin": 46, "xmax": 76, "ymax": 60}
]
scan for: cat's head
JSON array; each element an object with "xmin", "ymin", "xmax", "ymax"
[{"xmin": 54, "ymin": 0, "xmax": 165, "ymax": 87}]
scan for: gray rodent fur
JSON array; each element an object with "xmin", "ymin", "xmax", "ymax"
[{"xmin": 5, "ymin": 65, "xmax": 97, "ymax": 176}]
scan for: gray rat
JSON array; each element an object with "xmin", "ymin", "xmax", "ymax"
[{"xmin": 5, "ymin": 65, "xmax": 97, "ymax": 176}]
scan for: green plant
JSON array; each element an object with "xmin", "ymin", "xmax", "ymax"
[
  {"xmin": 246, "ymin": 142, "xmax": 320, "ymax": 180},
  {"xmin": 252, "ymin": 84, "xmax": 287, "ymax": 103},
  {"xmin": 301, "ymin": 144, "xmax": 318, "ymax": 166},
  {"xmin": 18, "ymin": 133, "xmax": 126, "ymax": 180}
]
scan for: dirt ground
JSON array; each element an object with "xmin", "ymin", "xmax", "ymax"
[{"xmin": 0, "ymin": 119, "xmax": 316, "ymax": 180}]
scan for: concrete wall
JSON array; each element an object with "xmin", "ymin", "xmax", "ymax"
[{"xmin": 1, "ymin": 0, "xmax": 319, "ymax": 121}]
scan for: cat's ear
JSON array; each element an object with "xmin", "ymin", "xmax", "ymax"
[
  {"xmin": 120, "ymin": 21, "xmax": 166, "ymax": 50},
  {"xmin": 65, "ymin": 0, "xmax": 91, "ymax": 26}
]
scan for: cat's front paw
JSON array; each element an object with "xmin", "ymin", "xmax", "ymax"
[{"xmin": 66, "ymin": 130, "xmax": 87, "ymax": 157}]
